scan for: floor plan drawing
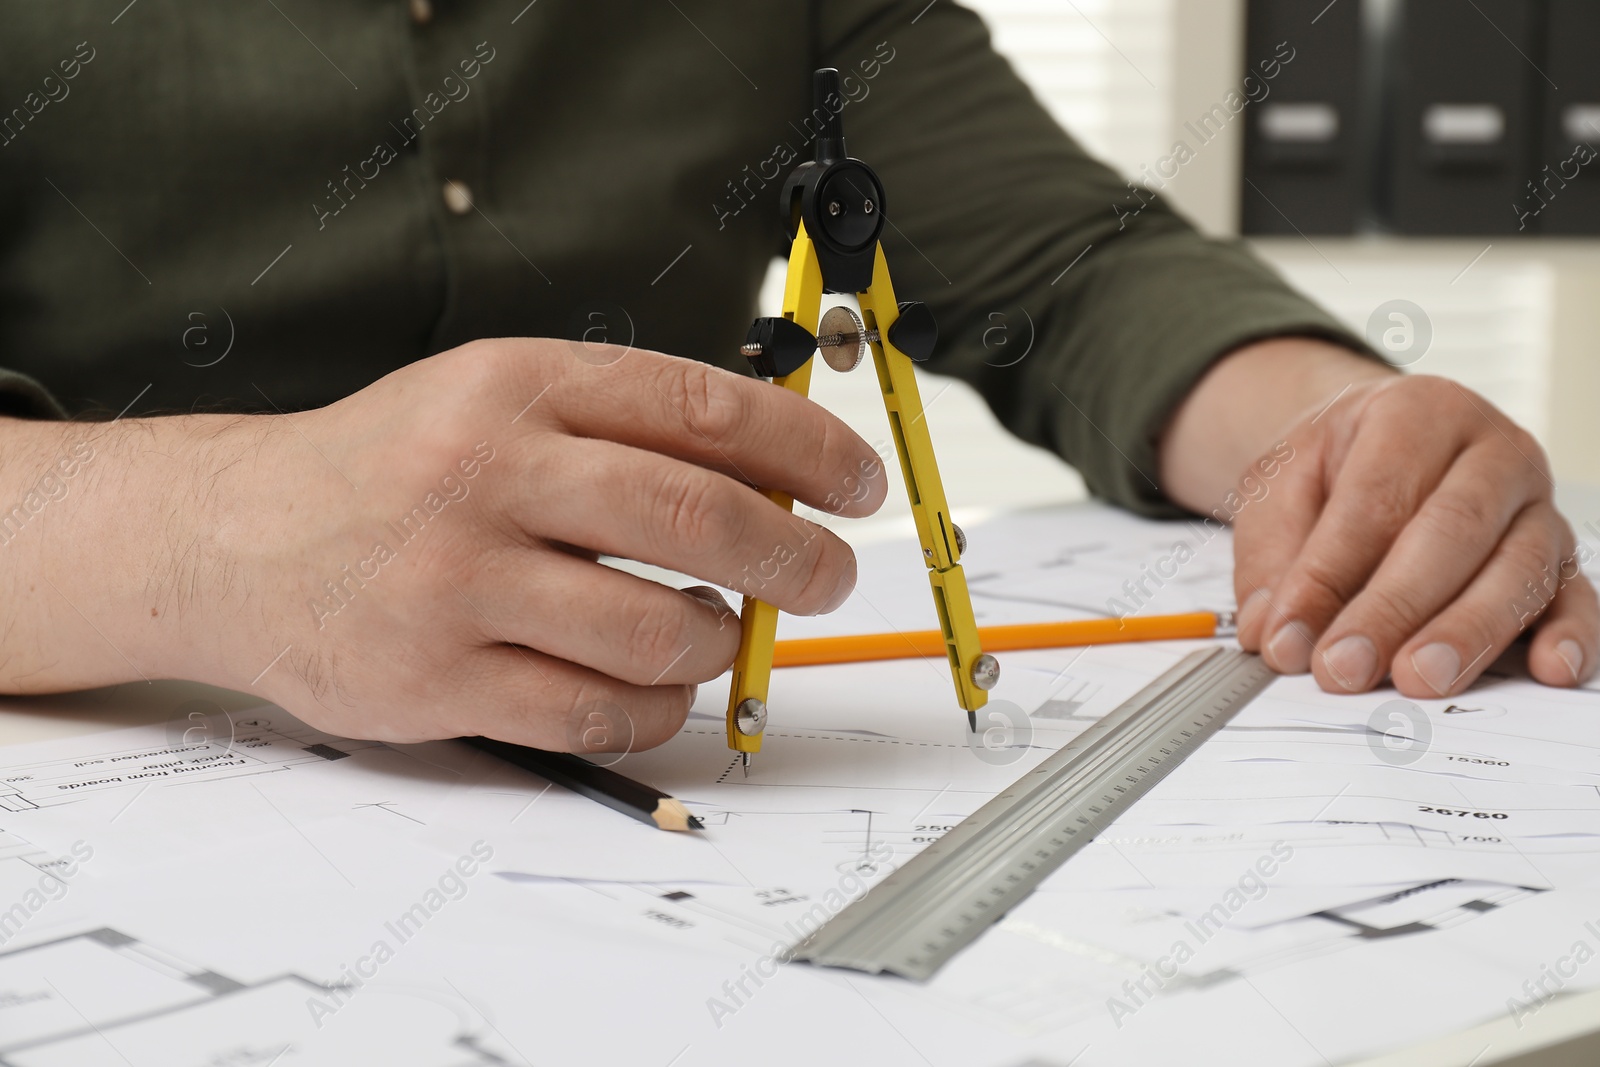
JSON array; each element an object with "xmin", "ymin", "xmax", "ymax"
[{"xmin": 0, "ymin": 927, "xmax": 512, "ymax": 1067}]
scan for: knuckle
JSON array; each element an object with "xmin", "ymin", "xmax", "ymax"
[
  {"xmin": 656, "ymin": 466, "xmax": 738, "ymax": 553},
  {"xmin": 445, "ymin": 338, "xmax": 518, "ymax": 395},
  {"xmin": 1425, "ymin": 491, "xmax": 1496, "ymax": 540},
  {"xmin": 623, "ymin": 595, "xmax": 688, "ymax": 681},
  {"xmin": 1553, "ymin": 510, "xmax": 1580, "ymax": 559},
  {"xmin": 402, "ymin": 375, "xmax": 502, "ymax": 464},
  {"xmin": 1563, "ymin": 571, "xmax": 1600, "ymax": 623},
  {"xmin": 665, "ymin": 361, "xmax": 745, "ymax": 446},
  {"xmin": 1290, "ymin": 558, "xmax": 1361, "ymax": 614},
  {"xmin": 559, "ymin": 686, "xmax": 617, "ymax": 751},
  {"xmin": 1511, "ymin": 429, "xmax": 1552, "ymax": 479},
  {"xmin": 1468, "ymin": 586, "xmax": 1536, "ymax": 654},
  {"xmin": 1439, "ymin": 381, "xmax": 1550, "ymax": 470},
  {"xmin": 1392, "ymin": 375, "xmax": 1465, "ymax": 419},
  {"xmin": 1357, "ymin": 581, "xmax": 1433, "ymax": 637},
  {"xmin": 1503, "ymin": 536, "xmax": 1556, "ymax": 595},
  {"xmin": 409, "ymin": 416, "xmax": 481, "ymax": 487},
  {"xmin": 1357, "ymin": 483, "xmax": 1416, "ymax": 535},
  {"xmin": 546, "ymin": 680, "xmax": 646, "ymax": 755},
  {"xmin": 1405, "ymin": 374, "xmax": 1457, "ymax": 405},
  {"xmin": 506, "ymin": 681, "xmax": 583, "ymax": 750}
]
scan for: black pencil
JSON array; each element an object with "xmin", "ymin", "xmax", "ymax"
[{"xmin": 463, "ymin": 737, "xmax": 703, "ymax": 832}]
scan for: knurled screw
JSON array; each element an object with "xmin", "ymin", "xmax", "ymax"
[
  {"xmin": 735, "ymin": 698, "xmax": 768, "ymax": 736},
  {"xmin": 970, "ymin": 654, "xmax": 1001, "ymax": 691},
  {"xmin": 817, "ymin": 305, "xmax": 871, "ymax": 372},
  {"xmin": 815, "ymin": 328, "xmax": 880, "ymax": 349}
]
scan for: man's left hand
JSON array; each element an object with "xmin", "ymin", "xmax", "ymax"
[{"xmin": 1160, "ymin": 338, "xmax": 1598, "ymax": 697}]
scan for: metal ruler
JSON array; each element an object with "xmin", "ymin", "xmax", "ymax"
[{"xmin": 794, "ymin": 647, "xmax": 1275, "ymax": 980}]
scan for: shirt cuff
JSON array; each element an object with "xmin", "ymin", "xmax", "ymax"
[{"xmin": 0, "ymin": 368, "xmax": 68, "ymax": 420}]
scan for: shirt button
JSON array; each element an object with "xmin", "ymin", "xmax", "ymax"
[
  {"xmin": 442, "ymin": 180, "xmax": 474, "ymax": 215},
  {"xmin": 409, "ymin": 0, "xmax": 433, "ymax": 25}
]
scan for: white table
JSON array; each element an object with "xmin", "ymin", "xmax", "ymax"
[{"xmin": 5, "ymin": 472, "xmax": 1598, "ymax": 1066}]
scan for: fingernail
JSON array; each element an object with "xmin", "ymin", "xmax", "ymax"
[
  {"xmin": 1556, "ymin": 639, "xmax": 1584, "ymax": 684},
  {"xmin": 820, "ymin": 557, "xmax": 857, "ymax": 614},
  {"xmin": 682, "ymin": 585, "xmax": 732, "ymax": 614},
  {"xmin": 1411, "ymin": 643, "xmax": 1462, "ymax": 696},
  {"xmin": 1265, "ymin": 620, "xmax": 1315, "ymax": 674},
  {"xmin": 688, "ymin": 683, "xmax": 700, "ymax": 705},
  {"xmin": 1237, "ymin": 588, "xmax": 1273, "ymax": 637},
  {"xmin": 1322, "ymin": 634, "xmax": 1377, "ymax": 691}
]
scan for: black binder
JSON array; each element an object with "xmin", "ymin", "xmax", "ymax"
[
  {"xmin": 1240, "ymin": 0, "xmax": 1365, "ymax": 235},
  {"xmin": 1388, "ymin": 0, "xmax": 1543, "ymax": 235},
  {"xmin": 1535, "ymin": 0, "xmax": 1600, "ymax": 234}
]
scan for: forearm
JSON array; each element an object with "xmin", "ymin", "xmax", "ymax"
[
  {"xmin": 1158, "ymin": 338, "xmax": 1396, "ymax": 514},
  {"xmin": 0, "ymin": 413, "xmax": 271, "ymax": 693}
]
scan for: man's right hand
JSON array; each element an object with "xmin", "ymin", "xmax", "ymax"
[{"xmin": 0, "ymin": 339, "xmax": 887, "ymax": 751}]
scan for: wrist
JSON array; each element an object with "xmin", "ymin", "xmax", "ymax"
[
  {"xmin": 0, "ymin": 412, "xmax": 281, "ymax": 693},
  {"xmin": 116, "ymin": 412, "xmax": 292, "ymax": 691}
]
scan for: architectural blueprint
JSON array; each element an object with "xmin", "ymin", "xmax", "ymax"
[
  {"xmin": 2, "ymin": 502, "xmax": 1599, "ymax": 1066},
  {"xmin": 0, "ymin": 927, "xmax": 518, "ymax": 1066}
]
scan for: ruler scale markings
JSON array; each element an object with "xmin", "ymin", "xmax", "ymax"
[{"xmin": 795, "ymin": 648, "xmax": 1276, "ymax": 978}]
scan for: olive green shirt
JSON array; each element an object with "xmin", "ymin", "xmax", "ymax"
[{"xmin": 0, "ymin": 1, "xmax": 1364, "ymax": 514}]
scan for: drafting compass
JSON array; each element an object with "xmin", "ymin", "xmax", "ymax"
[{"xmin": 725, "ymin": 68, "xmax": 998, "ymax": 773}]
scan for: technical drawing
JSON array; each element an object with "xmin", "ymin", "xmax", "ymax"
[
  {"xmin": 0, "ymin": 711, "xmax": 383, "ymax": 812},
  {"xmin": 0, "ymin": 927, "xmax": 510, "ymax": 1067}
]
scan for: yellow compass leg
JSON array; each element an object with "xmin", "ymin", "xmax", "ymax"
[
  {"xmin": 725, "ymin": 231, "xmax": 990, "ymax": 758},
  {"xmin": 724, "ymin": 224, "xmax": 825, "ymax": 757},
  {"xmin": 857, "ymin": 245, "xmax": 989, "ymax": 716}
]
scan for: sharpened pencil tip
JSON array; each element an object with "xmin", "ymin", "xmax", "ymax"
[
  {"xmin": 741, "ymin": 752, "xmax": 751, "ymax": 777},
  {"xmin": 654, "ymin": 797, "xmax": 699, "ymax": 832},
  {"xmin": 688, "ymin": 816, "xmax": 704, "ymax": 830},
  {"xmin": 967, "ymin": 710, "xmax": 977, "ymax": 733}
]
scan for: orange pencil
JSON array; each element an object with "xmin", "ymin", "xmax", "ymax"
[{"xmin": 772, "ymin": 610, "xmax": 1236, "ymax": 668}]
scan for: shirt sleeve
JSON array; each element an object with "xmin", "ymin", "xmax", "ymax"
[
  {"xmin": 0, "ymin": 368, "xmax": 66, "ymax": 420},
  {"xmin": 819, "ymin": 1, "xmax": 1376, "ymax": 516}
]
